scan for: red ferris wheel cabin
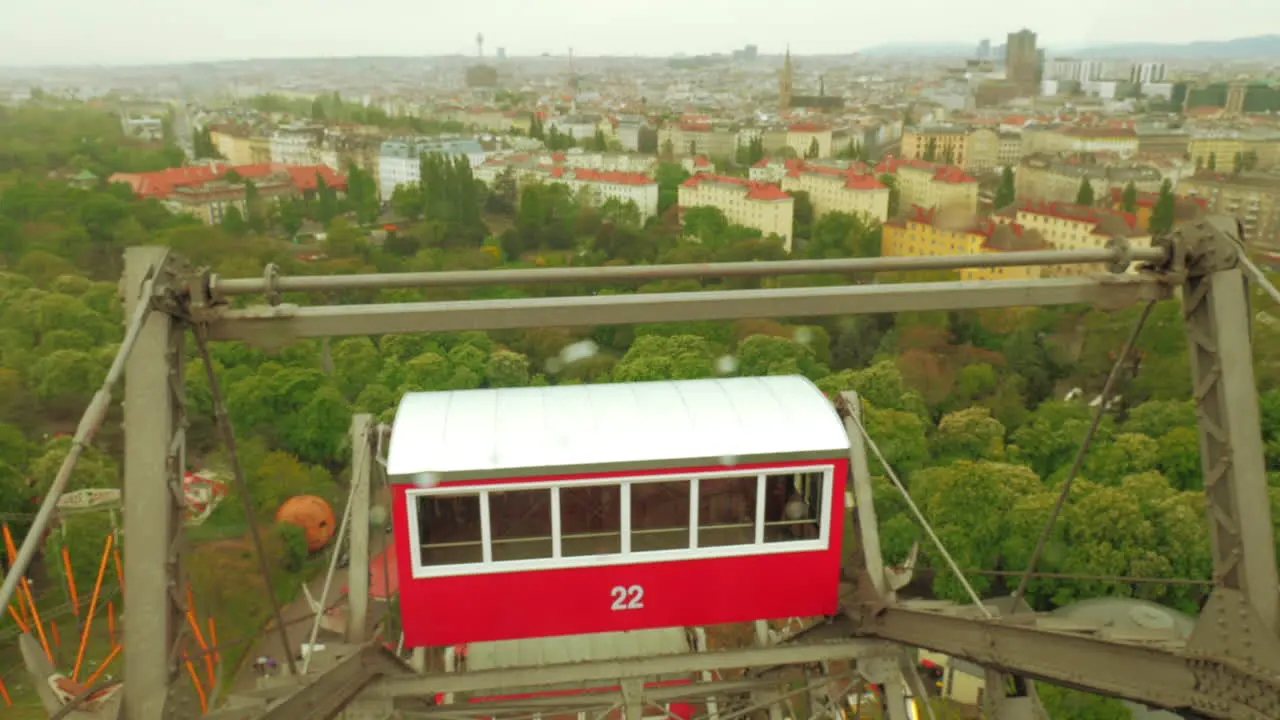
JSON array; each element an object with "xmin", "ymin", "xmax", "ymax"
[{"xmin": 385, "ymin": 375, "xmax": 851, "ymax": 648}]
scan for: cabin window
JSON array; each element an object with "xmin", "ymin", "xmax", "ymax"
[
  {"xmin": 697, "ymin": 475, "xmax": 759, "ymax": 548},
  {"xmin": 763, "ymin": 472, "xmax": 825, "ymax": 544},
  {"xmin": 415, "ymin": 494, "xmax": 483, "ymax": 566},
  {"xmin": 559, "ymin": 484, "xmax": 622, "ymax": 557},
  {"xmin": 630, "ymin": 479, "xmax": 692, "ymax": 552},
  {"xmin": 488, "ymin": 488, "xmax": 553, "ymax": 562},
  {"xmin": 407, "ymin": 464, "xmax": 833, "ymax": 577}
]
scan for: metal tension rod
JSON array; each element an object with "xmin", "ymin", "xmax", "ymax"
[
  {"xmin": 0, "ymin": 272, "xmax": 157, "ymax": 619},
  {"xmin": 208, "ymin": 247, "xmax": 1168, "ymax": 297}
]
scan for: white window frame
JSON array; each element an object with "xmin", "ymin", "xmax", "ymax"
[{"xmin": 405, "ymin": 464, "xmax": 835, "ymax": 580}]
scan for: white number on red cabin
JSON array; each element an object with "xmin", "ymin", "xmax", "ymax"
[{"xmin": 609, "ymin": 585, "xmax": 644, "ymax": 611}]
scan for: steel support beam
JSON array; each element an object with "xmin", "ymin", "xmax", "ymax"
[
  {"xmin": 347, "ymin": 414, "xmax": 374, "ymax": 643},
  {"xmin": 203, "ymin": 276, "xmax": 1169, "ymax": 342},
  {"xmin": 121, "ymin": 248, "xmax": 189, "ymax": 720},
  {"xmin": 850, "ymin": 602, "xmax": 1278, "ymax": 718},
  {"xmin": 258, "ymin": 644, "xmax": 411, "ymax": 720},
  {"xmin": 1181, "ymin": 261, "xmax": 1280, "ymax": 633},
  {"xmin": 368, "ymin": 641, "xmax": 894, "ymax": 699},
  {"xmin": 207, "ymin": 247, "xmax": 1168, "ymax": 297}
]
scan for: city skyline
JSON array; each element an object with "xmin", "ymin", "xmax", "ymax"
[{"xmin": 1, "ymin": 0, "xmax": 1277, "ymax": 67}]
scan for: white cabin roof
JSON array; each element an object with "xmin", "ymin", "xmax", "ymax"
[{"xmin": 386, "ymin": 375, "xmax": 849, "ymax": 483}]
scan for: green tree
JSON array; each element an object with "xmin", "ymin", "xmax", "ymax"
[
  {"xmin": 923, "ymin": 138, "xmax": 938, "ymax": 162},
  {"xmin": 1207, "ymin": 152, "xmax": 1217, "ymax": 171},
  {"xmin": 1121, "ymin": 180, "xmax": 1138, "ymax": 213},
  {"xmin": 879, "ymin": 174, "xmax": 901, "ymax": 217},
  {"xmin": 994, "ymin": 166, "xmax": 1016, "ymax": 209},
  {"xmin": 1149, "ymin": 179, "xmax": 1176, "ymax": 235},
  {"xmin": 805, "ymin": 137, "xmax": 820, "ymax": 159},
  {"xmin": 1075, "ymin": 177, "xmax": 1094, "ymax": 206}
]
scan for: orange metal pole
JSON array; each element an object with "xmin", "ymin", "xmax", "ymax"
[
  {"xmin": 7, "ymin": 603, "xmax": 28, "ymax": 633},
  {"xmin": 207, "ymin": 616, "xmax": 220, "ymax": 667},
  {"xmin": 23, "ymin": 579, "xmax": 52, "ymax": 662},
  {"xmin": 61, "ymin": 546, "xmax": 80, "ymax": 617},
  {"xmin": 184, "ymin": 658, "xmax": 208, "ymax": 714},
  {"xmin": 2, "ymin": 524, "xmax": 30, "ymax": 625},
  {"xmin": 107, "ymin": 601, "xmax": 116, "ymax": 648},
  {"xmin": 185, "ymin": 583, "xmax": 195, "ymax": 615},
  {"xmin": 83, "ymin": 643, "xmax": 121, "ymax": 687},
  {"xmin": 0, "ymin": 676, "xmax": 10, "ymax": 707},
  {"xmin": 186, "ymin": 610, "xmax": 215, "ymax": 688},
  {"xmin": 72, "ymin": 534, "xmax": 114, "ymax": 681},
  {"xmin": 51, "ymin": 620, "xmax": 60, "ymax": 647},
  {"xmin": 112, "ymin": 546, "xmax": 124, "ymax": 596}
]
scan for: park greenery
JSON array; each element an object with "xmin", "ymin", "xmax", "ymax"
[{"xmin": 3, "ymin": 102, "xmax": 1280, "ymax": 718}]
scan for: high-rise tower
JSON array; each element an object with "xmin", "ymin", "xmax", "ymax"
[
  {"xmin": 779, "ymin": 46, "xmax": 793, "ymax": 112},
  {"xmin": 1005, "ymin": 29, "xmax": 1038, "ymax": 92}
]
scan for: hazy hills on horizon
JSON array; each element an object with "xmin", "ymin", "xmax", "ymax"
[{"xmin": 859, "ymin": 34, "xmax": 1280, "ymax": 59}]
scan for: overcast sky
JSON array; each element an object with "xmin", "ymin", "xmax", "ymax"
[{"xmin": 1, "ymin": 0, "xmax": 1277, "ymax": 67}]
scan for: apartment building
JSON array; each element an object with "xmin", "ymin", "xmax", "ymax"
[
  {"xmin": 780, "ymin": 164, "xmax": 889, "ymax": 223},
  {"xmin": 786, "ymin": 123, "xmax": 834, "ymax": 158},
  {"xmin": 998, "ymin": 132, "xmax": 1023, "ymax": 166},
  {"xmin": 994, "ymin": 201, "xmax": 1148, "ymax": 277},
  {"xmin": 1015, "ymin": 154, "xmax": 1164, "ymax": 205},
  {"xmin": 209, "ymin": 125, "xmax": 272, "ymax": 166},
  {"xmin": 1179, "ymin": 171, "xmax": 1280, "ymax": 251},
  {"xmin": 270, "ymin": 125, "xmax": 326, "ymax": 166},
  {"xmin": 109, "ymin": 162, "xmax": 346, "ymax": 226},
  {"xmin": 882, "ymin": 204, "xmax": 1047, "ymax": 282},
  {"xmin": 1022, "ymin": 126, "xmax": 1140, "ymax": 158},
  {"xmin": 659, "ymin": 122, "xmax": 738, "ymax": 159},
  {"xmin": 474, "ymin": 151, "xmax": 660, "ymax": 183},
  {"xmin": 539, "ymin": 167, "xmax": 660, "ymax": 220},
  {"xmin": 877, "ymin": 158, "xmax": 979, "ymax": 215},
  {"xmin": 750, "ymin": 158, "xmax": 863, "ymax": 184},
  {"xmin": 1187, "ymin": 130, "xmax": 1280, "ymax": 171},
  {"xmin": 1106, "ymin": 188, "xmax": 1208, "ymax": 233},
  {"xmin": 378, "ymin": 136, "xmax": 486, "ymax": 198},
  {"xmin": 900, "ymin": 126, "xmax": 1000, "ymax": 171},
  {"xmin": 678, "ymin": 174, "xmax": 795, "ymax": 252}
]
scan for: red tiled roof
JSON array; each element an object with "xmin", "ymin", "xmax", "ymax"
[
  {"xmin": 678, "ymin": 122, "xmax": 712, "ymax": 132},
  {"xmin": 570, "ymin": 168, "xmax": 656, "ymax": 186},
  {"xmin": 109, "ymin": 162, "xmax": 346, "ymax": 198},
  {"xmin": 746, "ymin": 184, "xmax": 791, "ymax": 201},
  {"xmin": 932, "ymin": 166, "xmax": 977, "ymax": 184},
  {"xmin": 788, "ymin": 123, "xmax": 829, "ymax": 132},
  {"xmin": 1107, "ymin": 187, "xmax": 1208, "ymax": 210},
  {"xmin": 874, "ymin": 157, "xmax": 935, "ymax": 174},
  {"xmin": 681, "ymin": 173, "xmax": 791, "ymax": 201},
  {"xmin": 1014, "ymin": 200, "xmax": 1138, "ymax": 231},
  {"xmin": 693, "ymin": 155, "xmax": 711, "ymax": 167}
]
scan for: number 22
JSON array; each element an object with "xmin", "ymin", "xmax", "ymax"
[{"xmin": 610, "ymin": 585, "xmax": 644, "ymax": 611}]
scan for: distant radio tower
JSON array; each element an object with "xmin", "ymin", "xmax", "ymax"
[{"xmin": 476, "ymin": 32, "xmax": 484, "ymax": 58}]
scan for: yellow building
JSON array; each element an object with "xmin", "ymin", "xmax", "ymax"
[
  {"xmin": 659, "ymin": 123, "xmax": 738, "ymax": 159},
  {"xmin": 786, "ymin": 123, "xmax": 834, "ymax": 159},
  {"xmin": 678, "ymin": 173, "xmax": 795, "ymax": 252},
  {"xmin": 877, "ymin": 158, "xmax": 979, "ymax": 214},
  {"xmin": 1014, "ymin": 154, "xmax": 1164, "ymax": 205},
  {"xmin": 209, "ymin": 125, "xmax": 272, "ymax": 166},
  {"xmin": 994, "ymin": 201, "xmax": 1149, "ymax": 277},
  {"xmin": 1179, "ymin": 171, "xmax": 1280, "ymax": 251},
  {"xmin": 900, "ymin": 126, "xmax": 1000, "ymax": 171},
  {"xmin": 1188, "ymin": 134, "xmax": 1280, "ymax": 172},
  {"xmin": 882, "ymin": 204, "xmax": 1047, "ymax": 281},
  {"xmin": 779, "ymin": 164, "xmax": 889, "ymax": 223},
  {"xmin": 1106, "ymin": 188, "xmax": 1208, "ymax": 233}
]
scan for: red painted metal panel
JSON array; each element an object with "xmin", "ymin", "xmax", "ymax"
[{"xmin": 392, "ymin": 458, "xmax": 847, "ymax": 648}]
